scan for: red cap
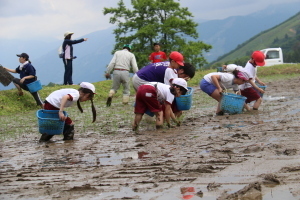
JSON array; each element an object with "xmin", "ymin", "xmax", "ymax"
[
  {"xmin": 252, "ymin": 51, "xmax": 265, "ymax": 66},
  {"xmin": 169, "ymin": 51, "xmax": 184, "ymax": 66}
]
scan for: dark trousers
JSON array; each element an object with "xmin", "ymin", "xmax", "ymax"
[
  {"xmin": 13, "ymin": 78, "xmax": 43, "ymax": 106},
  {"xmin": 63, "ymin": 59, "xmax": 73, "ymax": 85}
]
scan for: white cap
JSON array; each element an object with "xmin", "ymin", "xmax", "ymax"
[
  {"xmin": 172, "ymin": 78, "xmax": 188, "ymax": 91},
  {"xmin": 80, "ymin": 82, "xmax": 95, "ymax": 93},
  {"xmin": 64, "ymin": 31, "xmax": 74, "ymax": 37},
  {"xmin": 224, "ymin": 64, "xmax": 238, "ymax": 72}
]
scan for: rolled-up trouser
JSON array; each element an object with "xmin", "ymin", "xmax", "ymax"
[
  {"xmin": 132, "ymin": 74, "xmax": 149, "ymax": 91},
  {"xmin": 111, "ymin": 70, "xmax": 130, "ymax": 96},
  {"xmin": 13, "ymin": 78, "xmax": 43, "ymax": 106}
]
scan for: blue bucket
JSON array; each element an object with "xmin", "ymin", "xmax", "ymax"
[
  {"xmin": 220, "ymin": 93, "xmax": 247, "ymax": 114},
  {"xmin": 27, "ymin": 80, "xmax": 42, "ymax": 93},
  {"xmin": 176, "ymin": 87, "xmax": 194, "ymax": 111},
  {"xmin": 36, "ymin": 110, "xmax": 68, "ymax": 135},
  {"xmin": 217, "ymin": 67, "xmax": 223, "ymax": 72},
  {"xmin": 254, "ymin": 84, "xmax": 267, "ymax": 97}
]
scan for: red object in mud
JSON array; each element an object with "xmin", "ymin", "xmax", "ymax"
[{"xmin": 181, "ymin": 187, "xmax": 195, "ymax": 199}]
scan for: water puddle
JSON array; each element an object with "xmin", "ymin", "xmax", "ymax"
[
  {"xmin": 286, "ymin": 109, "xmax": 300, "ymax": 115},
  {"xmin": 88, "ymin": 184, "xmax": 298, "ymax": 200},
  {"xmin": 263, "ymin": 96, "xmax": 286, "ymax": 101}
]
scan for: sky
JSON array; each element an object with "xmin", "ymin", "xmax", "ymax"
[{"xmin": 0, "ymin": 0, "xmax": 299, "ymax": 40}]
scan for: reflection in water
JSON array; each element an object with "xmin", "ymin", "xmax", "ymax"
[
  {"xmin": 263, "ymin": 96, "xmax": 285, "ymax": 101},
  {"xmin": 41, "ymin": 151, "xmax": 153, "ymax": 167},
  {"xmin": 180, "ymin": 187, "xmax": 195, "ymax": 199}
]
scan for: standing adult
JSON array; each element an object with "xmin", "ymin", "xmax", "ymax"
[
  {"xmin": 61, "ymin": 31, "xmax": 88, "ymax": 85},
  {"xmin": 105, "ymin": 44, "xmax": 138, "ymax": 106},
  {"xmin": 149, "ymin": 43, "xmax": 167, "ymax": 63},
  {"xmin": 3, "ymin": 53, "xmax": 43, "ymax": 108}
]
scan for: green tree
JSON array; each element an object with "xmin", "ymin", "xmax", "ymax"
[{"xmin": 103, "ymin": 0, "xmax": 212, "ymax": 69}]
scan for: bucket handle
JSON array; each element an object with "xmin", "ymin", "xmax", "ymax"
[{"xmin": 219, "ymin": 83, "xmax": 228, "ymax": 95}]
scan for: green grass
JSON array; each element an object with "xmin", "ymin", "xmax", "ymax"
[{"xmin": 0, "ymin": 63, "xmax": 299, "ymax": 140}]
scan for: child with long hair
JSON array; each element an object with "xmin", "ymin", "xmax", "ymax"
[
  {"xmin": 39, "ymin": 82, "xmax": 96, "ymax": 142},
  {"xmin": 200, "ymin": 70, "xmax": 250, "ymax": 115}
]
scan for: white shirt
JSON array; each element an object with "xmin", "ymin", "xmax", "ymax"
[
  {"xmin": 204, "ymin": 72, "xmax": 239, "ymax": 91},
  {"xmin": 64, "ymin": 45, "xmax": 71, "ymax": 59},
  {"xmin": 164, "ymin": 68, "xmax": 178, "ymax": 85},
  {"xmin": 239, "ymin": 61, "xmax": 257, "ymax": 90},
  {"xmin": 46, "ymin": 89, "xmax": 80, "ymax": 109},
  {"xmin": 147, "ymin": 82, "xmax": 175, "ymax": 104},
  {"xmin": 106, "ymin": 49, "xmax": 138, "ymax": 74}
]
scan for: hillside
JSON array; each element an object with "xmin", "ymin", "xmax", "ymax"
[
  {"xmin": 209, "ymin": 11, "xmax": 300, "ymax": 67},
  {"xmin": 198, "ymin": 1, "xmax": 300, "ymax": 62}
]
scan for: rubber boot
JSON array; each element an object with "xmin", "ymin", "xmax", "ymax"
[
  {"xmin": 122, "ymin": 95, "xmax": 129, "ymax": 105},
  {"xmin": 39, "ymin": 133, "xmax": 53, "ymax": 142},
  {"xmin": 63, "ymin": 124, "xmax": 75, "ymax": 140},
  {"xmin": 106, "ymin": 90, "xmax": 115, "ymax": 107}
]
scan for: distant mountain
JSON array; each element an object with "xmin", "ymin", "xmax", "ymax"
[
  {"xmin": 1, "ymin": 2, "xmax": 300, "ymax": 91},
  {"xmin": 209, "ymin": 11, "xmax": 300, "ymax": 66},
  {"xmin": 198, "ymin": 1, "xmax": 300, "ymax": 62}
]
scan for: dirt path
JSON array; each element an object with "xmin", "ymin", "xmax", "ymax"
[{"xmin": 1, "ymin": 77, "xmax": 300, "ymax": 200}]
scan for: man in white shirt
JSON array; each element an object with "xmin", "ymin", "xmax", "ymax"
[{"xmin": 106, "ymin": 44, "xmax": 138, "ymax": 106}]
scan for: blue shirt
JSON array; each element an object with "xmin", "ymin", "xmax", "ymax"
[
  {"xmin": 136, "ymin": 62, "xmax": 170, "ymax": 82},
  {"xmin": 62, "ymin": 38, "xmax": 84, "ymax": 59},
  {"xmin": 15, "ymin": 63, "xmax": 36, "ymax": 85}
]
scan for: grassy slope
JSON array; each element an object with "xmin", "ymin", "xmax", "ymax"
[
  {"xmin": 213, "ymin": 12, "xmax": 300, "ymax": 64},
  {"xmin": 1, "ymin": 64, "xmax": 300, "ymax": 116}
]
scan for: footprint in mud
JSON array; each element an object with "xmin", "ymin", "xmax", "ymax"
[{"xmin": 283, "ymin": 148, "xmax": 297, "ymax": 156}]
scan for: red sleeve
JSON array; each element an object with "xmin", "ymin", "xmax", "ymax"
[{"xmin": 149, "ymin": 53, "xmax": 154, "ymax": 62}]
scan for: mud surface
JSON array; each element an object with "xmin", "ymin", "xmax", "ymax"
[{"xmin": 1, "ymin": 77, "xmax": 300, "ymax": 200}]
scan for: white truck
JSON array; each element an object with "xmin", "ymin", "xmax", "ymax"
[{"xmin": 260, "ymin": 47, "xmax": 283, "ymax": 66}]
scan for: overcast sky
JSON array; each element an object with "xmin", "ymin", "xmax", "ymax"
[{"xmin": 0, "ymin": 0, "xmax": 298, "ymax": 40}]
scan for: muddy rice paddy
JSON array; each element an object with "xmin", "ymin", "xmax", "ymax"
[{"xmin": 1, "ymin": 77, "xmax": 300, "ymax": 200}]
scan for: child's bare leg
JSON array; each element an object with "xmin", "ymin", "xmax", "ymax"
[
  {"xmin": 155, "ymin": 111, "xmax": 163, "ymax": 129},
  {"xmin": 253, "ymin": 98, "xmax": 262, "ymax": 110},
  {"xmin": 210, "ymin": 89, "xmax": 222, "ymax": 114},
  {"xmin": 132, "ymin": 113, "xmax": 143, "ymax": 131},
  {"xmin": 244, "ymin": 103, "xmax": 251, "ymax": 111}
]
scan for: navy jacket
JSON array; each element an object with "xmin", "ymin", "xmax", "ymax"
[
  {"xmin": 62, "ymin": 38, "xmax": 84, "ymax": 59},
  {"xmin": 15, "ymin": 63, "xmax": 36, "ymax": 85}
]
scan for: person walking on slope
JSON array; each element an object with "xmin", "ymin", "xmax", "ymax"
[
  {"xmin": 105, "ymin": 44, "xmax": 138, "ymax": 106},
  {"xmin": 3, "ymin": 53, "xmax": 43, "ymax": 108},
  {"xmin": 239, "ymin": 51, "xmax": 266, "ymax": 110},
  {"xmin": 61, "ymin": 31, "xmax": 88, "ymax": 85},
  {"xmin": 39, "ymin": 82, "xmax": 96, "ymax": 142}
]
